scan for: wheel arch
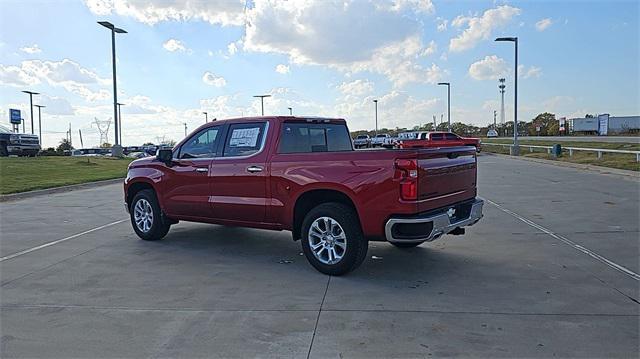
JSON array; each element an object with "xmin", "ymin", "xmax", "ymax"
[{"xmin": 291, "ymin": 187, "xmax": 361, "ymax": 241}]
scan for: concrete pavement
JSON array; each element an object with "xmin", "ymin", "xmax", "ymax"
[{"xmin": 1, "ymin": 156, "xmax": 638, "ymax": 358}]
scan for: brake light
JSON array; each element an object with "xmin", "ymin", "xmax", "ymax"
[{"xmin": 394, "ymin": 159, "xmax": 418, "ymax": 200}]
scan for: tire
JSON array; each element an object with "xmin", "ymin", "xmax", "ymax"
[
  {"xmin": 390, "ymin": 242, "xmax": 423, "ymax": 248},
  {"xmin": 0, "ymin": 143, "xmax": 7, "ymax": 157},
  {"xmin": 130, "ymin": 189, "xmax": 171, "ymax": 241},
  {"xmin": 301, "ymin": 202, "xmax": 368, "ymax": 276}
]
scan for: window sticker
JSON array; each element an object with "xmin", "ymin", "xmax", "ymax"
[{"xmin": 229, "ymin": 127, "xmax": 260, "ymax": 147}]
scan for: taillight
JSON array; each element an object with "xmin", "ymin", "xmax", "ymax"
[{"xmin": 394, "ymin": 158, "xmax": 418, "ymax": 201}]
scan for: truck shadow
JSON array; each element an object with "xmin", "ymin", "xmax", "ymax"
[{"xmin": 150, "ymin": 223, "xmax": 484, "ymax": 282}]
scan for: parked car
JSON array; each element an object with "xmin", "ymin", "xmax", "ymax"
[
  {"xmin": 486, "ymin": 129, "xmax": 499, "ymax": 138},
  {"xmin": 124, "ymin": 116, "xmax": 483, "ymax": 275},
  {"xmin": 370, "ymin": 133, "xmax": 394, "ymax": 148},
  {"xmin": 0, "ymin": 124, "xmax": 40, "ymax": 157},
  {"xmin": 353, "ymin": 134, "xmax": 370, "ymax": 148},
  {"xmin": 398, "ymin": 131, "xmax": 481, "ymax": 152}
]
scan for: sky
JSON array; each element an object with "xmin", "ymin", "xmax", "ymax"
[{"xmin": 0, "ymin": 0, "xmax": 638, "ymax": 148}]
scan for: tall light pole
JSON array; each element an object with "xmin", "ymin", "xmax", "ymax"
[
  {"xmin": 373, "ymin": 99, "xmax": 378, "ymax": 136},
  {"xmin": 287, "ymin": 107, "xmax": 292, "ymax": 116},
  {"xmin": 498, "ymin": 78, "xmax": 506, "ymax": 136},
  {"xmin": 117, "ymin": 103, "xmax": 124, "ymax": 146},
  {"xmin": 98, "ymin": 21, "xmax": 127, "ymax": 155},
  {"xmin": 34, "ymin": 104, "xmax": 45, "ymax": 146},
  {"xmin": 253, "ymin": 95, "xmax": 271, "ymax": 116},
  {"xmin": 495, "ymin": 36, "xmax": 518, "ymax": 155},
  {"xmin": 184, "ymin": 123, "xmax": 188, "ymax": 137},
  {"xmin": 203, "ymin": 111, "xmax": 208, "ymax": 123},
  {"xmin": 437, "ymin": 82, "xmax": 450, "ymax": 132},
  {"xmin": 22, "ymin": 90, "xmax": 39, "ymax": 134},
  {"xmin": 493, "ymin": 110, "xmax": 497, "ymax": 129}
]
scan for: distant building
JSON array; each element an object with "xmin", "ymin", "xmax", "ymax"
[{"xmin": 570, "ymin": 115, "xmax": 639, "ymax": 135}]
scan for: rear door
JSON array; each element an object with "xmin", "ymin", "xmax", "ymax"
[
  {"xmin": 163, "ymin": 126, "xmax": 221, "ymax": 218},
  {"xmin": 210, "ymin": 121, "xmax": 269, "ymax": 224}
]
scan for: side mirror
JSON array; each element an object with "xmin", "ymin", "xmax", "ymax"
[{"xmin": 156, "ymin": 148, "xmax": 174, "ymax": 165}]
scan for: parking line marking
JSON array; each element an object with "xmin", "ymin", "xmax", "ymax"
[
  {"xmin": 0, "ymin": 219, "xmax": 128, "ymax": 262},
  {"xmin": 485, "ymin": 199, "xmax": 640, "ymax": 281}
]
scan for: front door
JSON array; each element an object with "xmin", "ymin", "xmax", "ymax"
[
  {"xmin": 210, "ymin": 121, "xmax": 269, "ymax": 224},
  {"xmin": 162, "ymin": 126, "xmax": 221, "ymax": 219}
]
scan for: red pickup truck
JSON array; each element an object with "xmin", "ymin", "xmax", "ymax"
[
  {"xmin": 124, "ymin": 117, "xmax": 483, "ymax": 275},
  {"xmin": 398, "ymin": 131, "xmax": 481, "ymax": 152}
]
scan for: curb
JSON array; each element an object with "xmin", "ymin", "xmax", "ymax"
[
  {"xmin": 0, "ymin": 178, "xmax": 124, "ymax": 203},
  {"xmin": 482, "ymin": 152, "xmax": 639, "ymax": 180}
]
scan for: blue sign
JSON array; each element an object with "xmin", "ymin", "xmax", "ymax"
[{"xmin": 10, "ymin": 109, "xmax": 21, "ymax": 124}]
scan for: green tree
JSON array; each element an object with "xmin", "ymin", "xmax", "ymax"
[
  {"xmin": 100, "ymin": 142, "xmax": 112, "ymax": 148},
  {"xmin": 56, "ymin": 138, "xmax": 73, "ymax": 154}
]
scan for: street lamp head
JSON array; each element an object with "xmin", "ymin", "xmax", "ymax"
[
  {"xmin": 98, "ymin": 21, "xmax": 126, "ymax": 33},
  {"xmin": 253, "ymin": 94, "xmax": 271, "ymax": 98},
  {"xmin": 437, "ymin": 82, "xmax": 450, "ymax": 86},
  {"xmin": 98, "ymin": 21, "xmax": 114, "ymax": 29},
  {"xmin": 495, "ymin": 37, "xmax": 517, "ymax": 42},
  {"xmin": 373, "ymin": 99, "xmax": 378, "ymax": 103},
  {"xmin": 34, "ymin": 105, "xmax": 46, "ymax": 108},
  {"xmin": 22, "ymin": 90, "xmax": 40, "ymax": 95},
  {"xmin": 202, "ymin": 111, "xmax": 207, "ymax": 115}
]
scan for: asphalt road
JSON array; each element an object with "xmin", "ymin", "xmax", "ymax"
[
  {"xmin": 1, "ymin": 155, "xmax": 638, "ymax": 358},
  {"xmin": 515, "ymin": 136, "xmax": 639, "ymax": 144}
]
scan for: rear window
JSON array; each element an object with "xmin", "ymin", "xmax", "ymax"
[
  {"xmin": 356, "ymin": 135, "xmax": 368, "ymax": 139},
  {"xmin": 445, "ymin": 133, "xmax": 460, "ymax": 140},
  {"xmin": 279, "ymin": 123, "xmax": 352, "ymax": 153},
  {"xmin": 222, "ymin": 122, "xmax": 267, "ymax": 157}
]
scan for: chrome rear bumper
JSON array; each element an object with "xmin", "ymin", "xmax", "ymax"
[{"xmin": 385, "ymin": 199, "xmax": 484, "ymax": 244}]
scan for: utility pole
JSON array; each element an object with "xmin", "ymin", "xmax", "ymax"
[
  {"xmin": 184, "ymin": 123, "xmax": 188, "ymax": 137},
  {"xmin": 22, "ymin": 90, "xmax": 39, "ymax": 134},
  {"xmin": 437, "ymin": 82, "xmax": 451, "ymax": 132},
  {"xmin": 253, "ymin": 95, "xmax": 271, "ymax": 116},
  {"xmin": 432, "ymin": 115, "xmax": 436, "ymax": 129},
  {"xmin": 34, "ymin": 104, "xmax": 45, "ymax": 146},
  {"xmin": 373, "ymin": 99, "xmax": 378, "ymax": 136},
  {"xmin": 493, "ymin": 110, "xmax": 497, "ymax": 128},
  {"xmin": 117, "ymin": 103, "xmax": 124, "ymax": 146},
  {"xmin": 79, "ymin": 129, "xmax": 84, "ymax": 148},
  {"xmin": 98, "ymin": 21, "xmax": 127, "ymax": 155},
  {"xmin": 203, "ymin": 111, "xmax": 208, "ymax": 123},
  {"xmin": 499, "ymin": 78, "xmax": 506, "ymax": 136},
  {"xmin": 288, "ymin": 107, "xmax": 292, "ymax": 116},
  {"xmin": 495, "ymin": 37, "xmax": 519, "ymax": 155}
]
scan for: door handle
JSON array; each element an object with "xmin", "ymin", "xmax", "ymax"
[
  {"xmin": 195, "ymin": 168, "xmax": 208, "ymax": 173},
  {"xmin": 246, "ymin": 165, "xmax": 263, "ymax": 173}
]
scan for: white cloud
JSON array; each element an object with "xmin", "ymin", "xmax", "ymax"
[
  {"xmin": 535, "ymin": 18, "xmax": 553, "ymax": 31},
  {"xmin": 518, "ymin": 65, "xmax": 542, "ymax": 79},
  {"xmin": 0, "ymin": 59, "xmax": 110, "ymax": 101},
  {"xmin": 40, "ymin": 95, "xmax": 75, "ymax": 116},
  {"xmin": 436, "ymin": 18, "xmax": 448, "ymax": 32},
  {"xmin": 202, "ymin": 72, "xmax": 226, "ymax": 87},
  {"xmin": 227, "ymin": 42, "xmax": 238, "ymax": 55},
  {"xmin": 275, "ymin": 64, "xmax": 290, "ymax": 74},
  {"xmin": 337, "ymin": 79, "xmax": 374, "ymax": 96},
  {"xmin": 84, "ymin": 0, "xmax": 246, "ymax": 26},
  {"xmin": 421, "ymin": 40, "xmax": 437, "ymax": 56},
  {"xmin": 243, "ymin": 0, "xmax": 440, "ymax": 87},
  {"xmin": 449, "ymin": 5, "xmax": 521, "ymax": 52},
  {"xmin": 20, "ymin": 44, "xmax": 42, "ymax": 54},
  {"xmin": 468, "ymin": 55, "xmax": 509, "ymax": 80},
  {"xmin": 389, "ymin": 0, "xmax": 435, "ymax": 14},
  {"xmin": 162, "ymin": 39, "xmax": 188, "ymax": 52}
]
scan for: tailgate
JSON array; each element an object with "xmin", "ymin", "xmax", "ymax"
[{"xmin": 416, "ymin": 146, "xmax": 477, "ymax": 212}]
